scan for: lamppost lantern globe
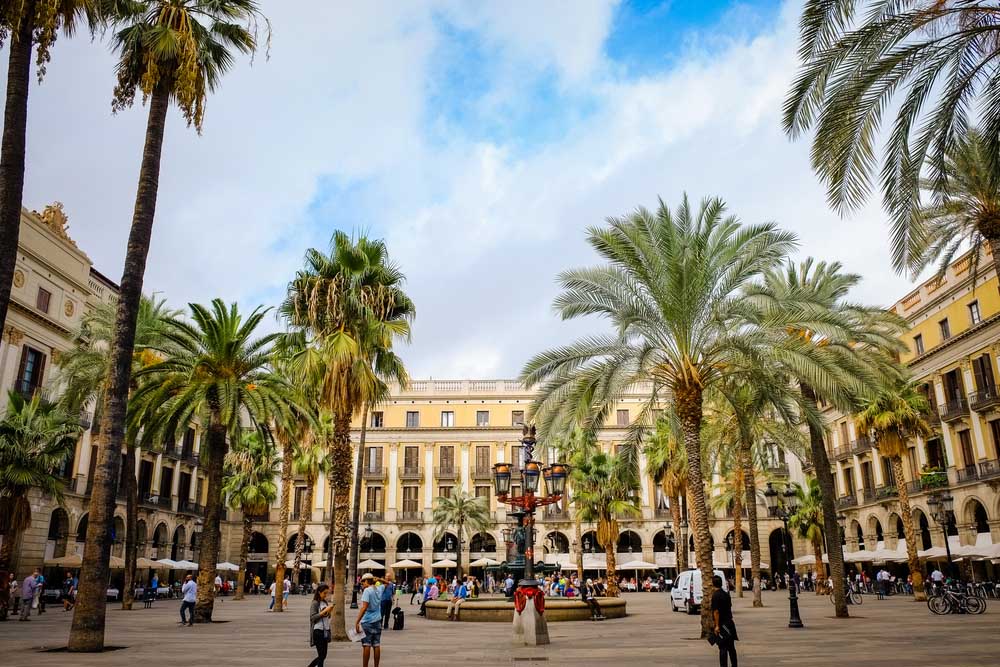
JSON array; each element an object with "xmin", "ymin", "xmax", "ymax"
[
  {"xmin": 363, "ymin": 523, "xmax": 374, "ymax": 543},
  {"xmin": 763, "ymin": 482, "xmax": 778, "ymax": 514},
  {"xmin": 941, "ymin": 492, "xmax": 955, "ymax": 514},
  {"xmin": 522, "ymin": 460, "xmax": 542, "ymax": 494},
  {"xmin": 547, "ymin": 463, "xmax": 568, "ymax": 496},
  {"xmin": 492, "ymin": 462, "xmax": 512, "ymax": 497},
  {"xmin": 836, "ymin": 513, "xmax": 847, "ymax": 530},
  {"xmin": 783, "ymin": 486, "xmax": 799, "ymax": 514},
  {"xmin": 501, "ymin": 527, "xmax": 512, "ymax": 543}
]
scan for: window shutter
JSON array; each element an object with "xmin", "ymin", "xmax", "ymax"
[{"xmin": 15, "ymin": 346, "xmax": 29, "ymax": 394}]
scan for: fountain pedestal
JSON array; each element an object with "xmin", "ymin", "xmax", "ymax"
[{"xmin": 512, "ymin": 596, "xmax": 550, "ymax": 646}]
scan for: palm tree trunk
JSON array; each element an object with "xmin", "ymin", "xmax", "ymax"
[
  {"xmin": 669, "ymin": 499, "xmax": 683, "ymax": 574},
  {"xmin": 600, "ymin": 519, "xmax": 620, "ymax": 597},
  {"xmin": 68, "ymin": 84, "xmax": 170, "ymax": 652},
  {"xmin": 574, "ymin": 511, "xmax": 584, "ymax": 578},
  {"xmin": 799, "ymin": 382, "xmax": 849, "ymax": 618},
  {"xmin": 329, "ymin": 409, "xmax": 353, "ymax": 642},
  {"xmin": 457, "ymin": 516, "xmax": 465, "ymax": 579},
  {"xmin": 194, "ymin": 420, "xmax": 227, "ymax": 623},
  {"xmin": 732, "ymin": 469, "xmax": 744, "ymax": 598},
  {"xmin": 235, "ymin": 515, "xmax": 252, "ymax": 601},
  {"xmin": 739, "ymin": 440, "xmax": 763, "ymax": 607},
  {"xmin": 675, "ymin": 381, "xmax": 715, "ymax": 637},
  {"xmin": 892, "ymin": 454, "xmax": 926, "ymax": 601},
  {"xmin": 292, "ymin": 479, "xmax": 314, "ymax": 584},
  {"xmin": 348, "ymin": 403, "xmax": 368, "ymax": 598},
  {"xmin": 0, "ymin": 528, "xmax": 17, "ymax": 620},
  {"xmin": 272, "ymin": 440, "xmax": 294, "ymax": 611},
  {"xmin": 122, "ymin": 446, "xmax": 138, "ymax": 610},
  {"xmin": 0, "ymin": 0, "xmax": 35, "ymax": 336},
  {"xmin": 813, "ymin": 537, "xmax": 825, "ymax": 593}
]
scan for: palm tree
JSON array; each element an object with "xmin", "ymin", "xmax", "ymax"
[
  {"xmin": 788, "ymin": 478, "xmax": 827, "ymax": 595},
  {"xmin": 126, "ymin": 299, "xmax": 294, "ymax": 623},
  {"xmin": 281, "ymin": 231, "xmax": 413, "ymax": 641},
  {"xmin": 223, "ymin": 430, "xmax": 279, "ymax": 602},
  {"xmin": 431, "ymin": 487, "xmax": 492, "ymax": 579},
  {"xmin": 69, "ymin": 1, "xmax": 269, "ymax": 651},
  {"xmin": 522, "ymin": 196, "xmax": 800, "ymax": 634},
  {"xmin": 572, "ymin": 452, "xmax": 639, "ymax": 597},
  {"xmin": 550, "ymin": 427, "xmax": 598, "ymax": 577},
  {"xmin": 290, "ymin": 410, "xmax": 329, "ymax": 586},
  {"xmin": 750, "ymin": 258, "xmax": 907, "ymax": 617},
  {"xmin": 0, "ymin": 392, "xmax": 80, "ymax": 592},
  {"xmin": 0, "ymin": 1, "xmax": 97, "ymax": 336},
  {"xmin": 855, "ymin": 381, "xmax": 934, "ymax": 601},
  {"xmin": 57, "ymin": 295, "xmax": 175, "ymax": 611},
  {"xmin": 783, "ymin": 1, "xmax": 1000, "ymax": 277},
  {"xmin": 642, "ymin": 412, "xmax": 688, "ymax": 572}
]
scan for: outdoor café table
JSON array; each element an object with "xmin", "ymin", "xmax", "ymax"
[{"xmin": 106, "ymin": 589, "xmax": 120, "ymax": 600}]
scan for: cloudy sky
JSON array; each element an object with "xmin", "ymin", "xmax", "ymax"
[{"xmin": 10, "ymin": 0, "xmax": 915, "ymax": 378}]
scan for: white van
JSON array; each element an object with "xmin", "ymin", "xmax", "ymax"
[{"xmin": 669, "ymin": 569, "xmax": 727, "ymax": 614}]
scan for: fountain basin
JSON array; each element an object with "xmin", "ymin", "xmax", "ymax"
[{"xmin": 423, "ymin": 597, "xmax": 626, "ymax": 622}]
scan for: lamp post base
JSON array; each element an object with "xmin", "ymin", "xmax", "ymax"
[
  {"xmin": 512, "ymin": 589, "xmax": 550, "ymax": 646},
  {"xmin": 788, "ymin": 588, "xmax": 804, "ymax": 628},
  {"xmin": 350, "ymin": 589, "xmax": 358, "ymax": 609}
]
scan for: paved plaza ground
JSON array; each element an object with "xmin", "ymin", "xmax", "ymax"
[{"xmin": 1, "ymin": 589, "xmax": 996, "ymax": 666}]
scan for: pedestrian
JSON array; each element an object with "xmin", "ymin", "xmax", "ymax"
[
  {"xmin": 582, "ymin": 579, "xmax": 604, "ymax": 620},
  {"xmin": 418, "ymin": 577, "xmax": 438, "ymax": 617},
  {"xmin": 61, "ymin": 570, "xmax": 77, "ymax": 611},
  {"xmin": 446, "ymin": 576, "xmax": 468, "ymax": 621},
  {"xmin": 409, "ymin": 576, "xmax": 421, "ymax": 605},
  {"xmin": 33, "ymin": 570, "xmax": 45, "ymax": 614},
  {"xmin": 308, "ymin": 583, "xmax": 333, "ymax": 667},
  {"xmin": 710, "ymin": 575, "xmax": 738, "ymax": 667},
  {"xmin": 504, "ymin": 573, "xmax": 514, "ymax": 597},
  {"xmin": 380, "ymin": 574, "xmax": 396, "ymax": 629},
  {"xmin": 283, "ymin": 576, "xmax": 292, "ymax": 609},
  {"xmin": 254, "ymin": 573, "xmax": 262, "ymax": 594},
  {"xmin": 10, "ymin": 573, "xmax": 20, "ymax": 615},
  {"xmin": 215, "ymin": 573, "xmax": 223, "ymax": 595},
  {"xmin": 356, "ymin": 574, "xmax": 384, "ymax": 667},
  {"xmin": 19, "ymin": 570, "xmax": 39, "ymax": 621},
  {"xmin": 180, "ymin": 574, "xmax": 196, "ymax": 627},
  {"xmin": 268, "ymin": 580, "xmax": 277, "ymax": 610}
]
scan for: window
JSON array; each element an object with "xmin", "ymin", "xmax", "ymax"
[
  {"xmin": 969, "ymin": 301, "xmax": 982, "ymax": 326},
  {"xmin": 403, "ymin": 486, "xmax": 419, "ymax": 512},
  {"xmin": 843, "ymin": 468, "xmax": 855, "ymax": 496},
  {"xmin": 36, "ymin": 287, "xmax": 51, "ymax": 313},
  {"xmin": 990, "ymin": 420, "xmax": 1000, "ymax": 460},
  {"xmin": 371, "ymin": 411, "xmax": 384, "ymax": 428},
  {"xmin": 511, "ymin": 410, "xmax": 524, "ymax": 426},
  {"xmin": 510, "ymin": 483, "xmax": 521, "ymax": 498},
  {"xmin": 365, "ymin": 446, "xmax": 383, "ymax": 472},
  {"xmin": 405, "ymin": 411, "xmax": 419, "ymax": 428},
  {"xmin": 958, "ymin": 429, "xmax": 975, "ymax": 469},
  {"xmin": 439, "ymin": 446, "xmax": 454, "ymax": 471},
  {"xmin": 365, "ymin": 486, "xmax": 383, "ymax": 513},
  {"xmin": 476, "ymin": 410, "xmax": 490, "ymax": 427},
  {"xmin": 475, "ymin": 485, "xmax": 490, "ymax": 504},
  {"xmin": 907, "ymin": 447, "xmax": 919, "ymax": 480},
  {"xmin": 939, "ymin": 318, "xmax": 951, "ymax": 341},
  {"xmin": 616, "ymin": 409, "xmax": 629, "ymax": 426},
  {"xmin": 182, "ymin": 428, "xmax": 196, "ymax": 456},
  {"xmin": 475, "ymin": 446, "xmax": 490, "ymax": 472},
  {"xmin": 403, "ymin": 446, "xmax": 419, "ymax": 471},
  {"xmin": 839, "ymin": 421, "xmax": 850, "ymax": 447},
  {"xmin": 510, "ymin": 445, "xmax": 523, "ymax": 470},
  {"xmin": 913, "ymin": 334, "xmax": 924, "ymax": 356},
  {"xmin": 973, "ymin": 354, "xmax": 996, "ymax": 393},
  {"xmin": 293, "ymin": 486, "xmax": 307, "ymax": 517},
  {"xmin": 440, "ymin": 411, "xmax": 455, "ymax": 427},
  {"xmin": 437, "ymin": 485, "xmax": 452, "ymax": 499},
  {"xmin": 14, "ymin": 346, "xmax": 46, "ymax": 398},
  {"xmin": 881, "ymin": 458, "xmax": 894, "ymax": 487}
]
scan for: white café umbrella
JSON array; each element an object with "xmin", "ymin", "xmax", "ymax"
[
  {"xmin": 155, "ymin": 558, "xmax": 181, "ymax": 569},
  {"xmin": 216, "ymin": 562, "xmax": 240, "ymax": 571},
  {"xmin": 285, "ymin": 560, "xmax": 321, "ymax": 571},
  {"xmin": 136, "ymin": 557, "xmax": 159, "ymax": 569},
  {"xmin": 469, "ymin": 557, "xmax": 500, "ymax": 568},
  {"xmin": 431, "ymin": 559, "xmax": 457, "ymax": 568},
  {"xmin": 390, "ymin": 559, "xmax": 422, "ymax": 569},
  {"xmin": 358, "ymin": 559, "xmax": 385, "ymax": 571},
  {"xmin": 617, "ymin": 559, "xmax": 659, "ymax": 570},
  {"xmin": 174, "ymin": 560, "xmax": 199, "ymax": 570},
  {"xmin": 44, "ymin": 553, "xmax": 83, "ymax": 567}
]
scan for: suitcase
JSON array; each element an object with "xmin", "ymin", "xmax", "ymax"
[{"xmin": 391, "ymin": 607, "xmax": 404, "ymax": 630}]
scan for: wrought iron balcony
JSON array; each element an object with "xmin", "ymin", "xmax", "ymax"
[
  {"xmin": 543, "ymin": 507, "xmax": 570, "ymax": 521},
  {"xmin": 472, "ymin": 467, "xmax": 493, "ymax": 480},
  {"xmin": 653, "ymin": 507, "xmax": 672, "ymax": 518},
  {"xmin": 181, "ymin": 450, "xmax": 199, "ymax": 466},
  {"xmin": 765, "ymin": 462, "xmax": 790, "ymax": 477},
  {"xmin": 955, "ymin": 464, "xmax": 979, "ymax": 484},
  {"xmin": 831, "ymin": 446, "xmax": 852, "ymax": 462},
  {"xmin": 875, "ymin": 486, "xmax": 898, "ymax": 500},
  {"xmin": 398, "ymin": 510, "xmax": 423, "ymax": 522},
  {"xmin": 246, "ymin": 510, "xmax": 271, "ymax": 523},
  {"xmin": 851, "ymin": 436, "xmax": 873, "ymax": 455},
  {"xmin": 178, "ymin": 499, "xmax": 204, "ymax": 516},
  {"xmin": 862, "ymin": 488, "xmax": 876, "ymax": 503},
  {"xmin": 978, "ymin": 459, "xmax": 1000, "ymax": 480},
  {"xmin": 836, "ymin": 494, "xmax": 858, "ymax": 510},
  {"xmin": 398, "ymin": 466, "xmax": 423, "ymax": 480},
  {"xmin": 363, "ymin": 511, "xmax": 385, "ymax": 522},
  {"xmin": 939, "ymin": 397, "xmax": 970, "ymax": 423},
  {"xmin": 362, "ymin": 467, "xmax": 386, "ymax": 481},
  {"xmin": 435, "ymin": 467, "xmax": 459, "ymax": 480},
  {"xmin": 969, "ymin": 387, "xmax": 1000, "ymax": 412},
  {"xmin": 162, "ymin": 444, "xmax": 180, "ymax": 459}
]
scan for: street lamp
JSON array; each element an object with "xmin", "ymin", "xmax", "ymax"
[
  {"xmin": 927, "ymin": 491, "xmax": 957, "ymax": 579},
  {"xmin": 763, "ymin": 482, "xmax": 804, "ymax": 629}
]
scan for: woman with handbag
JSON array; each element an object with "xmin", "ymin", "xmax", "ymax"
[
  {"xmin": 710, "ymin": 575, "xmax": 739, "ymax": 667},
  {"xmin": 308, "ymin": 584, "xmax": 333, "ymax": 667}
]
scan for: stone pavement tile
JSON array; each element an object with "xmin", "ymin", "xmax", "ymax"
[{"xmin": 1, "ymin": 590, "xmax": 996, "ymax": 667}]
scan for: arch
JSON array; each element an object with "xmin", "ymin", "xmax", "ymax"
[
  {"xmin": 652, "ymin": 530, "xmax": 673, "ymax": 553},
  {"xmin": 135, "ymin": 519, "xmax": 148, "ymax": 558},
  {"xmin": 470, "ymin": 532, "xmax": 499, "ymax": 553},
  {"xmin": 542, "ymin": 531, "xmax": 568, "ymax": 554},
  {"xmin": 396, "ymin": 532, "xmax": 423, "ymax": 553},
  {"xmin": 363, "ymin": 532, "xmax": 387, "ymax": 553},
  {"xmin": 617, "ymin": 530, "xmax": 642, "ymax": 553},
  {"xmin": 724, "ymin": 529, "xmax": 751, "ymax": 551},
  {"xmin": 689, "ymin": 532, "xmax": 715, "ymax": 553},
  {"xmin": 171, "ymin": 525, "xmax": 187, "ymax": 560},
  {"xmin": 433, "ymin": 532, "xmax": 458, "ymax": 553},
  {"xmin": 914, "ymin": 509, "xmax": 932, "ymax": 550},
  {"xmin": 581, "ymin": 530, "xmax": 603, "ymax": 553},
  {"xmin": 112, "ymin": 515, "xmax": 126, "ymax": 557},
  {"xmin": 967, "ymin": 499, "xmax": 990, "ymax": 534},
  {"xmin": 768, "ymin": 528, "xmax": 794, "ymax": 574},
  {"xmin": 47, "ymin": 508, "xmax": 70, "ymax": 558},
  {"xmin": 855, "ymin": 523, "xmax": 865, "ymax": 550},
  {"xmin": 190, "ymin": 530, "xmax": 201, "ymax": 559},
  {"xmin": 248, "ymin": 531, "xmax": 269, "ymax": 555},
  {"xmin": 288, "ymin": 533, "xmax": 315, "ymax": 554},
  {"xmin": 76, "ymin": 513, "xmax": 89, "ymax": 542}
]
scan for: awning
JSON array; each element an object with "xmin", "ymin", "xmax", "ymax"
[
  {"xmin": 358, "ymin": 559, "xmax": 385, "ymax": 570},
  {"xmin": 136, "ymin": 557, "xmax": 160, "ymax": 569},
  {"xmin": 44, "ymin": 553, "xmax": 82, "ymax": 567},
  {"xmin": 617, "ymin": 559, "xmax": 659, "ymax": 570},
  {"xmin": 285, "ymin": 560, "xmax": 321, "ymax": 571},
  {"xmin": 174, "ymin": 560, "xmax": 199, "ymax": 570},
  {"xmin": 390, "ymin": 559, "xmax": 422, "ymax": 569},
  {"xmin": 469, "ymin": 557, "xmax": 500, "ymax": 568},
  {"xmin": 792, "ymin": 554, "xmax": 829, "ymax": 565},
  {"xmin": 216, "ymin": 562, "xmax": 239, "ymax": 571},
  {"xmin": 109, "ymin": 556, "xmax": 126, "ymax": 569},
  {"xmin": 432, "ymin": 559, "xmax": 457, "ymax": 568},
  {"xmin": 155, "ymin": 558, "xmax": 182, "ymax": 569}
]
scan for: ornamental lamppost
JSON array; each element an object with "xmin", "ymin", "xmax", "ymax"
[
  {"xmin": 349, "ymin": 523, "xmax": 374, "ymax": 609},
  {"xmin": 927, "ymin": 491, "xmax": 956, "ymax": 579},
  {"xmin": 763, "ymin": 482, "xmax": 804, "ymax": 629},
  {"xmin": 492, "ymin": 425, "xmax": 568, "ymax": 646}
]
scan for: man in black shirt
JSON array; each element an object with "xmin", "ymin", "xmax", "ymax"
[{"xmin": 710, "ymin": 575, "xmax": 738, "ymax": 667}]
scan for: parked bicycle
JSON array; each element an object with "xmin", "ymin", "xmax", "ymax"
[
  {"xmin": 830, "ymin": 580, "xmax": 863, "ymax": 605},
  {"xmin": 927, "ymin": 584, "xmax": 987, "ymax": 615}
]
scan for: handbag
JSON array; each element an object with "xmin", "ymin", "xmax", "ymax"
[{"xmin": 323, "ymin": 629, "xmax": 331, "ymax": 642}]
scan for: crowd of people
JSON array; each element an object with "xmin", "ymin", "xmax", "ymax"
[{"xmin": 2, "ymin": 569, "xmax": 79, "ymax": 620}]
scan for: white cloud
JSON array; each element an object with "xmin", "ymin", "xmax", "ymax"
[{"xmin": 5, "ymin": 1, "xmax": 915, "ymax": 378}]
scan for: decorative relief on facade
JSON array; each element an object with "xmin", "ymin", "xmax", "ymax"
[
  {"xmin": 32, "ymin": 202, "xmax": 79, "ymax": 249},
  {"xmin": 3, "ymin": 325, "xmax": 25, "ymax": 345},
  {"xmin": 12, "ymin": 269, "xmax": 25, "ymax": 288},
  {"xmin": 51, "ymin": 349, "xmax": 63, "ymax": 364},
  {"xmin": 64, "ymin": 299, "xmax": 75, "ymax": 317}
]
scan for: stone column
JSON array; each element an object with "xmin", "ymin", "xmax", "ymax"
[{"xmin": 460, "ymin": 442, "xmax": 470, "ymax": 492}]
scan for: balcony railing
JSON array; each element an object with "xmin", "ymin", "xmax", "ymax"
[
  {"xmin": 178, "ymin": 499, "xmax": 204, "ymax": 516},
  {"xmin": 543, "ymin": 507, "xmax": 570, "ymax": 521},
  {"xmin": 472, "ymin": 467, "xmax": 493, "ymax": 480},
  {"xmin": 970, "ymin": 387, "xmax": 1000, "ymax": 412},
  {"xmin": 832, "ymin": 446, "xmax": 852, "ymax": 462},
  {"xmin": 246, "ymin": 510, "xmax": 271, "ymax": 523},
  {"xmin": 139, "ymin": 491, "xmax": 158, "ymax": 508},
  {"xmin": 978, "ymin": 459, "xmax": 1000, "ymax": 480},
  {"xmin": 862, "ymin": 488, "xmax": 876, "ymax": 503},
  {"xmin": 362, "ymin": 467, "xmax": 386, "ymax": 481},
  {"xmin": 851, "ymin": 436, "xmax": 873, "ymax": 455},
  {"xmin": 435, "ymin": 467, "xmax": 459, "ymax": 480},
  {"xmin": 875, "ymin": 486, "xmax": 898, "ymax": 500},
  {"xmin": 398, "ymin": 466, "xmax": 423, "ymax": 480},
  {"xmin": 156, "ymin": 495, "xmax": 171, "ymax": 509},
  {"xmin": 653, "ymin": 507, "xmax": 672, "ymax": 518},
  {"xmin": 181, "ymin": 450, "xmax": 199, "ymax": 466},
  {"xmin": 162, "ymin": 444, "xmax": 180, "ymax": 460},
  {"xmin": 939, "ymin": 397, "xmax": 970, "ymax": 422},
  {"xmin": 398, "ymin": 510, "xmax": 423, "ymax": 522},
  {"xmin": 955, "ymin": 464, "xmax": 979, "ymax": 484},
  {"xmin": 363, "ymin": 511, "xmax": 385, "ymax": 522},
  {"xmin": 765, "ymin": 462, "xmax": 790, "ymax": 477},
  {"xmin": 836, "ymin": 494, "xmax": 858, "ymax": 510}
]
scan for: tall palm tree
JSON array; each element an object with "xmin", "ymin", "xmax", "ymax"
[
  {"xmin": 69, "ymin": 1, "xmax": 268, "ymax": 651},
  {"xmin": 788, "ymin": 478, "xmax": 827, "ymax": 595},
  {"xmin": 431, "ymin": 487, "xmax": 491, "ymax": 579},
  {"xmin": 550, "ymin": 427, "xmax": 598, "ymax": 577},
  {"xmin": 783, "ymin": 1, "xmax": 1000, "ymax": 277},
  {"xmin": 751, "ymin": 258, "xmax": 907, "ymax": 617},
  {"xmin": 281, "ymin": 231, "xmax": 413, "ymax": 641},
  {"xmin": 57, "ymin": 295, "xmax": 175, "ymax": 611},
  {"xmin": 290, "ymin": 410, "xmax": 329, "ymax": 586},
  {"xmin": 855, "ymin": 381, "xmax": 934, "ymax": 601},
  {"xmin": 0, "ymin": 391, "xmax": 80, "ymax": 607},
  {"xmin": 0, "ymin": 0, "xmax": 97, "ymax": 336},
  {"xmin": 522, "ymin": 196, "xmax": 801, "ymax": 634},
  {"xmin": 126, "ymin": 299, "xmax": 294, "ymax": 623},
  {"xmin": 572, "ymin": 452, "xmax": 639, "ymax": 597},
  {"xmin": 223, "ymin": 430, "xmax": 279, "ymax": 602},
  {"xmin": 642, "ymin": 412, "xmax": 688, "ymax": 572}
]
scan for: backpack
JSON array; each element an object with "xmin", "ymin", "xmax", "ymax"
[{"xmin": 391, "ymin": 606, "xmax": 404, "ymax": 630}]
